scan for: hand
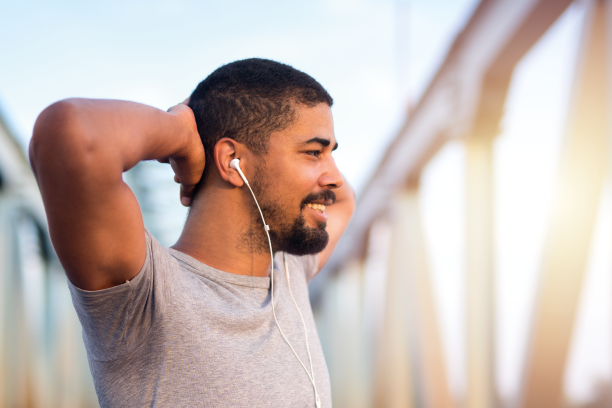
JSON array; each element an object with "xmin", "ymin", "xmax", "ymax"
[{"xmin": 158, "ymin": 98, "xmax": 205, "ymax": 207}]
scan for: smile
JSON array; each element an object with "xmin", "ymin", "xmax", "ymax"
[{"xmin": 305, "ymin": 203, "xmax": 326, "ymax": 213}]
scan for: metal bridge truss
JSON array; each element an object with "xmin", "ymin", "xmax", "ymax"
[{"xmin": 312, "ymin": 0, "xmax": 611, "ymax": 407}]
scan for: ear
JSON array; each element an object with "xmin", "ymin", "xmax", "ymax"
[{"xmin": 214, "ymin": 138, "xmax": 248, "ymax": 187}]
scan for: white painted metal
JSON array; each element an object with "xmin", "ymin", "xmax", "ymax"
[
  {"xmin": 0, "ymin": 108, "xmax": 98, "ymax": 407},
  {"xmin": 401, "ymin": 187, "xmax": 455, "ymax": 408},
  {"xmin": 318, "ymin": 0, "xmax": 575, "ymax": 286},
  {"xmin": 328, "ymin": 261, "xmax": 368, "ymax": 408},
  {"xmin": 519, "ymin": 1, "xmax": 610, "ymax": 406},
  {"xmin": 465, "ymin": 134, "xmax": 495, "ymax": 408},
  {"xmin": 373, "ymin": 191, "xmax": 417, "ymax": 408}
]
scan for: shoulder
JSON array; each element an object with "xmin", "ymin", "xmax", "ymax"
[
  {"xmin": 67, "ymin": 229, "xmax": 181, "ymax": 361},
  {"xmin": 279, "ymin": 252, "xmax": 319, "ymax": 283}
]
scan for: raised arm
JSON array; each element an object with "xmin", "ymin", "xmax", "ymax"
[
  {"xmin": 317, "ymin": 179, "xmax": 355, "ymax": 272},
  {"xmin": 29, "ymin": 98, "xmax": 204, "ymax": 290}
]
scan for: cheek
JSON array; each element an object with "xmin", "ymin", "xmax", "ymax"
[
  {"xmin": 274, "ymin": 162, "xmax": 308, "ymax": 184},
  {"xmin": 272, "ymin": 158, "xmax": 321, "ymax": 199},
  {"xmin": 287, "ymin": 172, "xmax": 319, "ymax": 199}
]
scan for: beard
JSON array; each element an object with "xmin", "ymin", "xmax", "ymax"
[
  {"xmin": 269, "ymin": 191, "xmax": 335, "ymax": 256},
  {"xmin": 242, "ymin": 163, "xmax": 336, "ymax": 256}
]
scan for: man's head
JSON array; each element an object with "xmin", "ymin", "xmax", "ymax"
[
  {"xmin": 188, "ymin": 58, "xmax": 342, "ymax": 256},
  {"xmin": 189, "ymin": 58, "xmax": 333, "ymax": 183}
]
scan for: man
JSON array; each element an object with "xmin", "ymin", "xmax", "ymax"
[{"xmin": 29, "ymin": 58, "xmax": 355, "ymax": 407}]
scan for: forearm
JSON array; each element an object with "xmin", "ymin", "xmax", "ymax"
[
  {"xmin": 332, "ymin": 178, "xmax": 356, "ymax": 212},
  {"xmin": 30, "ymin": 98, "xmax": 195, "ymax": 179}
]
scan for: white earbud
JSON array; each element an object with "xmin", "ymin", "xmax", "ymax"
[{"xmin": 230, "ymin": 158, "xmax": 249, "ymax": 186}]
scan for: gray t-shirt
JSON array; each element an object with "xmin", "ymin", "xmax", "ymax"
[{"xmin": 68, "ymin": 229, "xmax": 332, "ymax": 407}]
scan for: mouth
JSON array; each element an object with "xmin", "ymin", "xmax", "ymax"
[
  {"xmin": 303, "ymin": 201, "xmax": 331, "ymax": 224},
  {"xmin": 300, "ymin": 191, "xmax": 336, "ymax": 224},
  {"xmin": 305, "ymin": 203, "xmax": 327, "ymax": 213}
]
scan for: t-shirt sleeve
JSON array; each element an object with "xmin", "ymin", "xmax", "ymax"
[
  {"xmin": 67, "ymin": 229, "xmax": 174, "ymax": 362},
  {"xmin": 292, "ymin": 253, "xmax": 319, "ymax": 283}
]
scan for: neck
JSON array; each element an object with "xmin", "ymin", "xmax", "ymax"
[{"xmin": 172, "ymin": 178, "xmax": 273, "ymax": 277}]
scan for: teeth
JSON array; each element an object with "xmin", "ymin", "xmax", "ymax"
[{"xmin": 306, "ymin": 203, "xmax": 326, "ymax": 212}]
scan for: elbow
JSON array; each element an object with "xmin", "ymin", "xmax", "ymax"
[
  {"xmin": 31, "ymin": 99, "xmax": 82, "ymax": 157},
  {"xmin": 30, "ymin": 99, "xmax": 97, "ymax": 172}
]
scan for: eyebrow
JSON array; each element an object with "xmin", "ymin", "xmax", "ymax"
[{"xmin": 303, "ymin": 137, "xmax": 339, "ymax": 151}]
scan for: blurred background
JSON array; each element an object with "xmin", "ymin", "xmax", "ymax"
[{"xmin": 1, "ymin": 0, "xmax": 611, "ymax": 406}]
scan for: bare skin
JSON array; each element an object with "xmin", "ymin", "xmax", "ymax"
[{"xmin": 30, "ymin": 98, "xmax": 354, "ymax": 291}]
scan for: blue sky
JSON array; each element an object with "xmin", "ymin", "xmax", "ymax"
[
  {"xmin": 0, "ymin": 0, "xmax": 478, "ymax": 395},
  {"xmin": 8, "ymin": 0, "xmax": 608, "ymax": 405},
  {"xmin": 0, "ymin": 0, "xmax": 477, "ymax": 192}
]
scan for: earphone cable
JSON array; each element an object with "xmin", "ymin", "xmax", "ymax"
[
  {"xmin": 242, "ymin": 181, "xmax": 321, "ymax": 408},
  {"xmin": 283, "ymin": 253, "xmax": 319, "ymax": 406}
]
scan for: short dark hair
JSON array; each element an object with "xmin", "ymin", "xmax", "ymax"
[{"xmin": 188, "ymin": 58, "xmax": 333, "ymax": 183}]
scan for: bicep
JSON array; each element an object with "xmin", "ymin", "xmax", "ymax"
[
  {"xmin": 40, "ymin": 165, "xmax": 145, "ymax": 290},
  {"xmin": 32, "ymin": 106, "xmax": 146, "ymax": 291}
]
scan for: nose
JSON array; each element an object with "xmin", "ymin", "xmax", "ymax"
[{"xmin": 319, "ymin": 156, "xmax": 344, "ymax": 189}]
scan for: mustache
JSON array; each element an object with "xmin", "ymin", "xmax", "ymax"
[{"xmin": 300, "ymin": 190, "xmax": 336, "ymax": 208}]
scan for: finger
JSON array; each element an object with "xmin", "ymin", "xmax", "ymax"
[
  {"xmin": 167, "ymin": 97, "xmax": 191, "ymax": 113},
  {"xmin": 174, "ymin": 175, "xmax": 180, "ymax": 184},
  {"xmin": 157, "ymin": 157, "xmax": 170, "ymax": 164},
  {"xmin": 180, "ymin": 184, "xmax": 195, "ymax": 207}
]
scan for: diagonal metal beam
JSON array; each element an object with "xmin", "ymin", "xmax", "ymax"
[
  {"xmin": 519, "ymin": 1, "xmax": 610, "ymax": 406},
  {"xmin": 465, "ymin": 128, "xmax": 495, "ymax": 408},
  {"xmin": 401, "ymin": 187, "xmax": 455, "ymax": 408},
  {"xmin": 373, "ymin": 191, "xmax": 417, "ymax": 408},
  {"xmin": 313, "ymin": 0, "xmax": 575, "ymax": 297}
]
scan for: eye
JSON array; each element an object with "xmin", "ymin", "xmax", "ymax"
[{"xmin": 306, "ymin": 150, "xmax": 322, "ymax": 158}]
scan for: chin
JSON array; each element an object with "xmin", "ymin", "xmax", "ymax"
[
  {"xmin": 283, "ymin": 233, "xmax": 329, "ymax": 256},
  {"xmin": 273, "ymin": 217, "xmax": 329, "ymax": 256}
]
